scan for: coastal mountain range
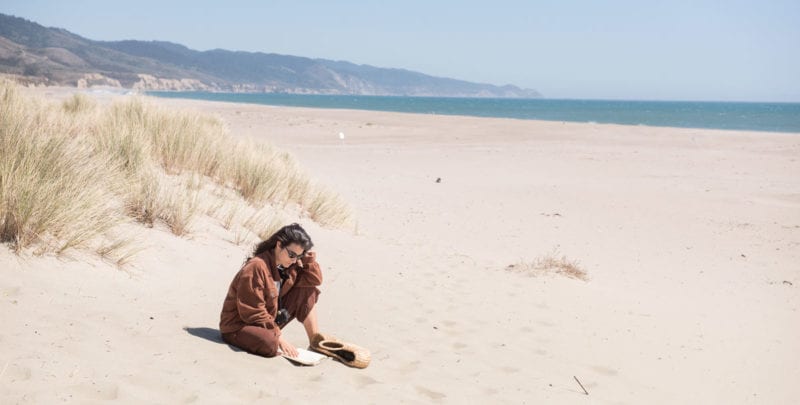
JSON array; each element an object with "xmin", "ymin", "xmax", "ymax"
[{"xmin": 0, "ymin": 13, "xmax": 540, "ymax": 97}]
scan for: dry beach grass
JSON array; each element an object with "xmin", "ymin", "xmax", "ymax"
[
  {"xmin": 506, "ymin": 251, "xmax": 588, "ymax": 281},
  {"xmin": 0, "ymin": 81, "xmax": 350, "ymax": 258}
]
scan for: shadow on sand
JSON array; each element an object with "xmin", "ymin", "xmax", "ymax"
[{"xmin": 183, "ymin": 326, "xmax": 242, "ymax": 352}]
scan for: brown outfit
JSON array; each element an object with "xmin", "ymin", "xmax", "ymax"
[{"xmin": 219, "ymin": 250, "xmax": 322, "ymax": 357}]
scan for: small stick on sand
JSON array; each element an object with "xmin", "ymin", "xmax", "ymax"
[
  {"xmin": 574, "ymin": 375, "xmax": 589, "ymax": 395},
  {"xmin": 0, "ymin": 361, "xmax": 9, "ymax": 380}
]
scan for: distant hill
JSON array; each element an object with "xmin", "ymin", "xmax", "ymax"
[{"xmin": 0, "ymin": 13, "xmax": 541, "ymax": 98}]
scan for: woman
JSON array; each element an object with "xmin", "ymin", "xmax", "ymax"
[{"xmin": 219, "ymin": 223, "xmax": 322, "ymax": 358}]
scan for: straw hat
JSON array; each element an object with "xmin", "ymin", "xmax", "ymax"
[{"xmin": 310, "ymin": 333, "xmax": 371, "ymax": 369}]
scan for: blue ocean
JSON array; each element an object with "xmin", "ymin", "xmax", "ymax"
[{"xmin": 148, "ymin": 92, "xmax": 800, "ymax": 133}]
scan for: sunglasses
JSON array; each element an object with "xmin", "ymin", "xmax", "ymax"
[{"xmin": 283, "ymin": 246, "xmax": 305, "ymax": 260}]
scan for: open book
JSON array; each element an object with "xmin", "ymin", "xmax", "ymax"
[{"xmin": 281, "ymin": 347, "xmax": 328, "ymax": 366}]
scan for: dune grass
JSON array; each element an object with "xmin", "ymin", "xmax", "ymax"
[
  {"xmin": 1, "ymin": 85, "xmax": 124, "ymax": 253},
  {"xmin": 62, "ymin": 93, "xmax": 96, "ymax": 114},
  {"xmin": 506, "ymin": 250, "xmax": 588, "ymax": 281},
  {"xmin": 0, "ymin": 81, "xmax": 351, "ymax": 257}
]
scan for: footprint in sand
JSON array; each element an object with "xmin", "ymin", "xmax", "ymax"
[
  {"xmin": 355, "ymin": 374, "xmax": 381, "ymax": 387},
  {"xmin": 590, "ymin": 365, "xmax": 619, "ymax": 376},
  {"xmin": 415, "ymin": 386, "xmax": 446, "ymax": 402},
  {"xmin": 444, "ymin": 328, "xmax": 461, "ymax": 337},
  {"xmin": 499, "ymin": 366, "xmax": 519, "ymax": 374},
  {"xmin": 245, "ymin": 390, "xmax": 270, "ymax": 400},
  {"xmin": 2, "ymin": 286, "xmax": 21, "ymax": 298},
  {"xmin": 3, "ymin": 364, "xmax": 32, "ymax": 382},
  {"xmin": 452, "ymin": 342, "xmax": 468, "ymax": 350},
  {"xmin": 398, "ymin": 360, "xmax": 421, "ymax": 375},
  {"xmin": 182, "ymin": 394, "xmax": 199, "ymax": 403}
]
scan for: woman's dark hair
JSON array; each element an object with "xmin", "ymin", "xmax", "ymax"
[{"xmin": 248, "ymin": 223, "xmax": 314, "ymax": 261}]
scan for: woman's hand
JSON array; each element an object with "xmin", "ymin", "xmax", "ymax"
[
  {"xmin": 278, "ymin": 336, "xmax": 298, "ymax": 357},
  {"xmin": 298, "ymin": 251, "xmax": 316, "ymax": 267}
]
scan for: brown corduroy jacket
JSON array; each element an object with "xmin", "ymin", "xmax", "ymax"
[{"xmin": 219, "ymin": 250, "xmax": 323, "ymax": 335}]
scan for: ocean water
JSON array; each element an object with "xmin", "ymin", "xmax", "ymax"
[{"xmin": 148, "ymin": 92, "xmax": 800, "ymax": 133}]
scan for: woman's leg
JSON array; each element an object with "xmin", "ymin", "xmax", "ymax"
[
  {"xmin": 279, "ymin": 286, "xmax": 321, "ymax": 344},
  {"xmin": 302, "ymin": 306, "xmax": 320, "ymax": 342},
  {"xmin": 221, "ymin": 325, "xmax": 280, "ymax": 357}
]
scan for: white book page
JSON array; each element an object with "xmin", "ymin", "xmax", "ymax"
[{"xmin": 281, "ymin": 347, "xmax": 328, "ymax": 366}]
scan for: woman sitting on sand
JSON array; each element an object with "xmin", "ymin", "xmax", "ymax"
[{"xmin": 219, "ymin": 223, "xmax": 322, "ymax": 358}]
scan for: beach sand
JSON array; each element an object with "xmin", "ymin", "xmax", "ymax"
[{"xmin": 1, "ymin": 88, "xmax": 799, "ymax": 404}]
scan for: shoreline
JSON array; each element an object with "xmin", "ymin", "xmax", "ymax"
[
  {"xmin": 25, "ymin": 86, "xmax": 800, "ymax": 135},
  {"xmin": 144, "ymin": 91, "xmax": 800, "ymax": 135}
]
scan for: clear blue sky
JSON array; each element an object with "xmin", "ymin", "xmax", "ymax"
[{"xmin": 2, "ymin": 0, "xmax": 799, "ymax": 101}]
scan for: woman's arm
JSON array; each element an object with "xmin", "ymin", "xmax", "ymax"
[
  {"xmin": 294, "ymin": 251, "xmax": 323, "ymax": 287},
  {"xmin": 235, "ymin": 263, "xmax": 280, "ymax": 331}
]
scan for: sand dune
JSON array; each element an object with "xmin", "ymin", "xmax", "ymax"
[{"xmin": 1, "ymin": 88, "xmax": 799, "ymax": 404}]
